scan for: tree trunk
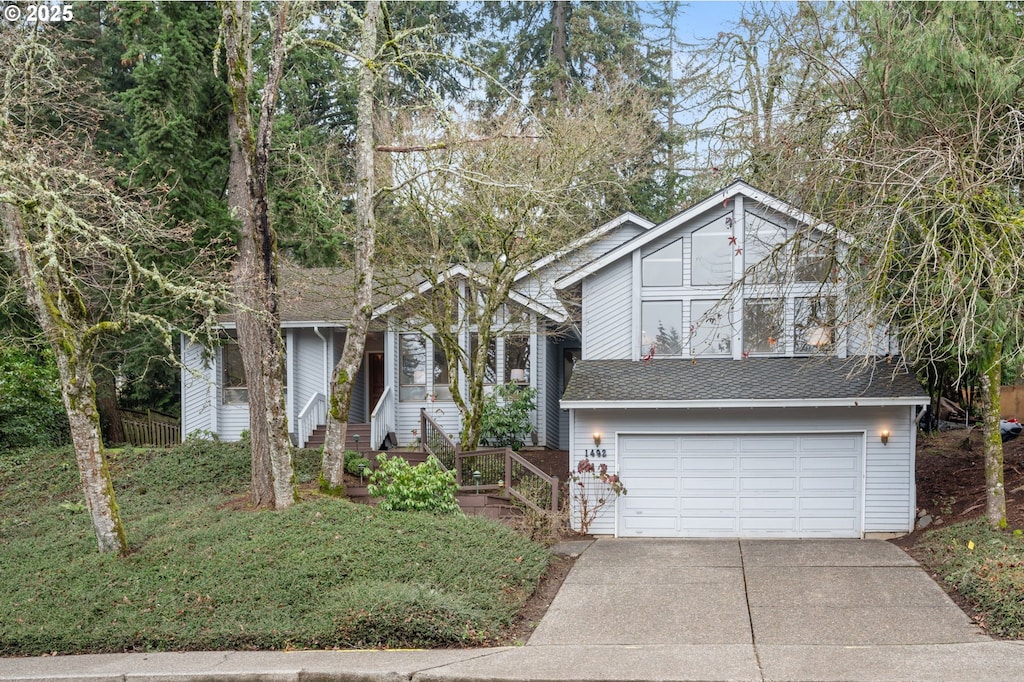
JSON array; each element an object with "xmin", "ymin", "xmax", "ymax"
[
  {"xmin": 222, "ymin": 0, "xmax": 293, "ymax": 509},
  {"xmin": 981, "ymin": 346, "xmax": 1006, "ymax": 528},
  {"xmin": 3, "ymin": 206, "xmax": 128, "ymax": 554},
  {"xmin": 550, "ymin": 0, "xmax": 569, "ymax": 102},
  {"xmin": 322, "ymin": 0, "xmax": 380, "ymax": 489}
]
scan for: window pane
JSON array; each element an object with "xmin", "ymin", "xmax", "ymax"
[
  {"xmin": 794, "ymin": 238, "xmax": 834, "ymax": 283},
  {"xmin": 795, "ymin": 297, "xmax": 836, "ymax": 354},
  {"xmin": 691, "ymin": 217, "xmax": 733, "ymax": 285},
  {"xmin": 222, "ymin": 341, "xmax": 247, "ymax": 405},
  {"xmin": 744, "ymin": 214, "xmax": 787, "ymax": 283},
  {"xmin": 642, "ymin": 238, "xmax": 683, "ymax": 286},
  {"xmin": 641, "ymin": 301, "xmax": 683, "ymax": 355},
  {"xmin": 743, "ymin": 299, "xmax": 785, "ymax": 354},
  {"xmin": 399, "ymin": 334, "xmax": 426, "ymax": 401},
  {"xmin": 432, "ymin": 336, "xmax": 451, "ymax": 400},
  {"xmin": 470, "ymin": 333, "xmax": 497, "ymax": 384},
  {"xmin": 505, "ymin": 335, "xmax": 530, "ymax": 384},
  {"xmin": 690, "ymin": 300, "xmax": 732, "ymax": 356}
]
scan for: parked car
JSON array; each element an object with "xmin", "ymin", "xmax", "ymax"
[{"xmin": 1001, "ymin": 419, "xmax": 1022, "ymax": 443}]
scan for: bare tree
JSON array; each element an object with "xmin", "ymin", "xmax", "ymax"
[
  {"xmin": 384, "ymin": 90, "xmax": 655, "ymax": 450},
  {"xmin": 0, "ymin": 29, "xmax": 221, "ymax": 553},
  {"xmin": 219, "ymin": 0, "xmax": 294, "ymax": 509}
]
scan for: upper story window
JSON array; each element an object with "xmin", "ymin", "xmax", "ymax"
[
  {"xmin": 691, "ymin": 216, "xmax": 733, "ymax": 286},
  {"xmin": 221, "ymin": 340, "xmax": 248, "ymax": 405},
  {"xmin": 743, "ymin": 299, "xmax": 785, "ymax": 355},
  {"xmin": 641, "ymin": 300, "xmax": 683, "ymax": 355},
  {"xmin": 794, "ymin": 238, "xmax": 835, "ymax": 283},
  {"xmin": 690, "ymin": 300, "xmax": 732, "ymax": 356},
  {"xmin": 642, "ymin": 238, "xmax": 683, "ymax": 287},
  {"xmin": 795, "ymin": 297, "xmax": 836, "ymax": 354},
  {"xmin": 399, "ymin": 333, "xmax": 427, "ymax": 401},
  {"xmin": 745, "ymin": 214, "xmax": 788, "ymax": 283}
]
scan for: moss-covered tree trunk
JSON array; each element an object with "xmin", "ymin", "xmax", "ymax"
[
  {"xmin": 981, "ymin": 344, "xmax": 1006, "ymax": 528},
  {"xmin": 321, "ymin": 0, "xmax": 380, "ymax": 489},
  {"xmin": 3, "ymin": 206, "xmax": 128, "ymax": 554},
  {"xmin": 221, "ymin": 0, "xmax": 294, "ymax": 509}
]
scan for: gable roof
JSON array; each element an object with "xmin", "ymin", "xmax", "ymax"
[
  {"xmin": 554, "ymin": 180, "xmax": 840, "ymax": 291},
  {"xmin": 561, "ymin": 357, "xmax": 928, "ymax": 409}
]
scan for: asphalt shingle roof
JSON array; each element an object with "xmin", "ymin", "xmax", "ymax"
[{"xmin": 562, "ymin": 357, "xmax": 927, "ymax": 403}]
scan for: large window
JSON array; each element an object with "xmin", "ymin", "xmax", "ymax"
[
  {"xmin": 794, "ymin": 297, "xmax": 836, "ymax": 354},
  {"xmin": 431, "ymin": 336, "xmax": 451, "ymax": 400},
  {"xmin": 794, "ymin": 237, "xmax": 834, "ymax": 283},
  {"xmin": 641, "ymin": 301, "xmax": 683, "ymax": 355},
  {"xmin": 221, "ymin": 340, "xmax": 247, "ymax": 405},
  {"xmin": 642, "ymin": 238, "xmax": 683, "ymax": 287},
  {"xmin": 691, "ymin": 217, "xmax": 733, "ymax": 285},
  {"xmin": 505, "ymin": 335, "xmax": 530, "ymax": 384},
  {"xmin": 743, "ymin": 299, "xmax": 785, "ymax": 354},
  {"xmin": 744, "ymin": 214, "xmax": 787, "ymax": 283},
  {"xmin": 689, "ymin": 300, "xmax": 732, "ymax": 356},
  {"xmin": 399, "ymin": 333, "xmax": 427, "ymax": 401},
  {"xmin": 470, "ymin": 333, "xmax": 497, "ymax": 384}
]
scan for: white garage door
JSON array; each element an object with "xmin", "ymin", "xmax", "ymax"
[{"xmin": 618, "ymin": 433, "xmax": 863, "ymax": 538}]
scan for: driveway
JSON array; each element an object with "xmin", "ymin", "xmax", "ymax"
[{"xmin": 529, "ymin": 538, "xmax": 988, "ymax": 647}]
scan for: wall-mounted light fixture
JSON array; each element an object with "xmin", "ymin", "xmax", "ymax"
[
  {"xmin": 593, "ymin": 432, "xmax": 602, "ymax": 447},
  {"xmin": 880, "ymin": 429, "xmax": 890, "ymax": 446}
]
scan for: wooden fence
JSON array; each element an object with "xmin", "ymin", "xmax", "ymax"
[
  {"xmin": 118, "ymin": 409, "xmax": 180, "ymax": 447},
  {"xmin": 1002, "ymin": 386, "xmax": 1024, "ymax": 420}
]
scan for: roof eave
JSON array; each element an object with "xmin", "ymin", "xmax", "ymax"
[{"xmin": 560, "ymin": 397, "xmax": 929, "ymax": 410}]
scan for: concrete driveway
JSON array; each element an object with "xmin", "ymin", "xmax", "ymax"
[{"xmin": 529, "ymin": 538, "xmax": 988, "ymax": 648}]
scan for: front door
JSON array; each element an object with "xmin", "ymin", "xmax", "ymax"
[{"xmin": 367, "ymin": 352, "xmax": 385, "ymax": 414}]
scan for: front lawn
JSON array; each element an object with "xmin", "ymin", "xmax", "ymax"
[{"xmin": 0, "ymin": 441, "xmax": 549, "ymax": 655}]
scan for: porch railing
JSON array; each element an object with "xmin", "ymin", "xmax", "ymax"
[
  {"xmin": 419, "ymin": 409, "xmax": 558, "ymax": 513},
  {"xmin": 119, "ymin": 409, "xmax": 180, "ymax": 447},
  {"xmin": 297, "ymin": 392, "xmax": 326, "ymax": 448},
  {"xmin": 420, "ymin": 408, "xmax": 459, "ymax": 469},
  {"xmin": 370, "ymin": 385, "xmax": 393, "ymax": 450}
]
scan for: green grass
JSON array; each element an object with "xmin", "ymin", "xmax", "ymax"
[
  {"xmin": 0, "ymin": 441, "xmax": 549, "ymax": 654},
  {"xmin": 914, "ymin": 520, "xmax": 1024, "ymax": 638}
]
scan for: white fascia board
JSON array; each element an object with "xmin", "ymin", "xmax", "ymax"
[
  {"xmin": 555, "ymin": 181, "xmax": 846, "ymax": 291},
  {"xmin": 560, "ymin": 396, "xmax": 931, "ymax": 410},
  {"xmin": 373, "ymin": 264, "xmax": 472, "ymax": 317},
  {"xmin": 281, "ymin": 321, "xmax": 346, "ymax": 329}
]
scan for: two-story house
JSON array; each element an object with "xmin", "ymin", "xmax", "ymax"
[{"xmin": 180, "ymin": 180, "xmax": 927, "ymax": 538}]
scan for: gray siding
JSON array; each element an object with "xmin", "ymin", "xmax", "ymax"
[
  {"xmin": 582, "ymin": 256, "xmax": 633, "ymax": 360},
  {"xmin": 293, "ymin": 329, "xmax": 327, "ymax": 422},
  {"xmin": 181, "ymin": 338, "xmax": 214, "ymax": 438},
  {"xmin": 569, "ymin": 406, "xmax": 914, "ymax": 536},
  {"xmin": 543, "ymin": 335, "xmax": 562, "ymax": 449}
]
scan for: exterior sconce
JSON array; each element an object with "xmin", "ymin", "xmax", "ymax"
[
  {"xmin": 880, "ymin": 430, "xmax": 890, "ymax": 446},
  {"xmin": 593, "ymin": 432, "xmax": 602, "ymax": 447},
  {"xmin": 353, "ymin": 432, "xmax": 360, "ymax": 451}
]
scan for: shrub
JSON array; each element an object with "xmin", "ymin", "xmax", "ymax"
[
  {"xmin": 0, "ymin": 347, "xmax": 69, "ymax": 449},
  {"xmin": 568, "ymin": 458, "xmax": 626, "ymax": 534},
  {"xmin": 344, "ymin": 450, "xmax": 372, "ymax": 477},
  {"xmin": 480, "ymin": 384, "xmax": 536, "ymax": 449},
  {"xmin": 367, "ymin": 454, "xmax": 461, "ymax": 514}
]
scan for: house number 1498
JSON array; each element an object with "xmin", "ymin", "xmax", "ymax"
[{"xmin": 585, "ymin": 448, "xmax": 608, "ymax": 458}]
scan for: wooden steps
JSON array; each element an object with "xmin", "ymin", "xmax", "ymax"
[{"xmin": 302, "ymin": 423, "xmax": 375, "ymax": 451}]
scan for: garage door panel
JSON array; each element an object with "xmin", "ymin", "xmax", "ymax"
[
  {"xmin": 740, "ymin": 477, "xmax": 798, "ymax": 492},
  {"xmin": 617, "ymin": 433, "xmax": 863, "ymax": 539},
  {"xmin": 681, "ymin": 477, "xmax": 737, "ymax": 492},
  {"xmin": 621, "ymin": 496, "xmax": 678, "ymax": 514},
  {"xmin": 740, "ymin": 456, "xmax": 797, "ymax": 472},
  {"xmin": 800, "ymin": 476, "xmax": 859, "ymax": 492},
  {"xmin": 680, "ymin": 496, "xmax": 738, "ymax": 512},
  {"xmin": 740, "ymin": 497, "xmax": 798, "ymax": 512}
]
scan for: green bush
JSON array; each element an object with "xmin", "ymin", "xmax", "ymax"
[
  {"xmin": 0, "ymin": 347, "xmax": 69, "ymax": 449},
  {"xmin": 479, "ymin": 384, "xmax": 536, "ymax": 450},
  {"xmin": 367, "ymin": 454, "xmax": 460, "ymax": 514},
  {"xmin": 915, "ymin": 520, "xmax": 1024, "ymax": 638},
  {"xmin": 344, "ymin": 450, "xmax": 372, "ymax": 477}
]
